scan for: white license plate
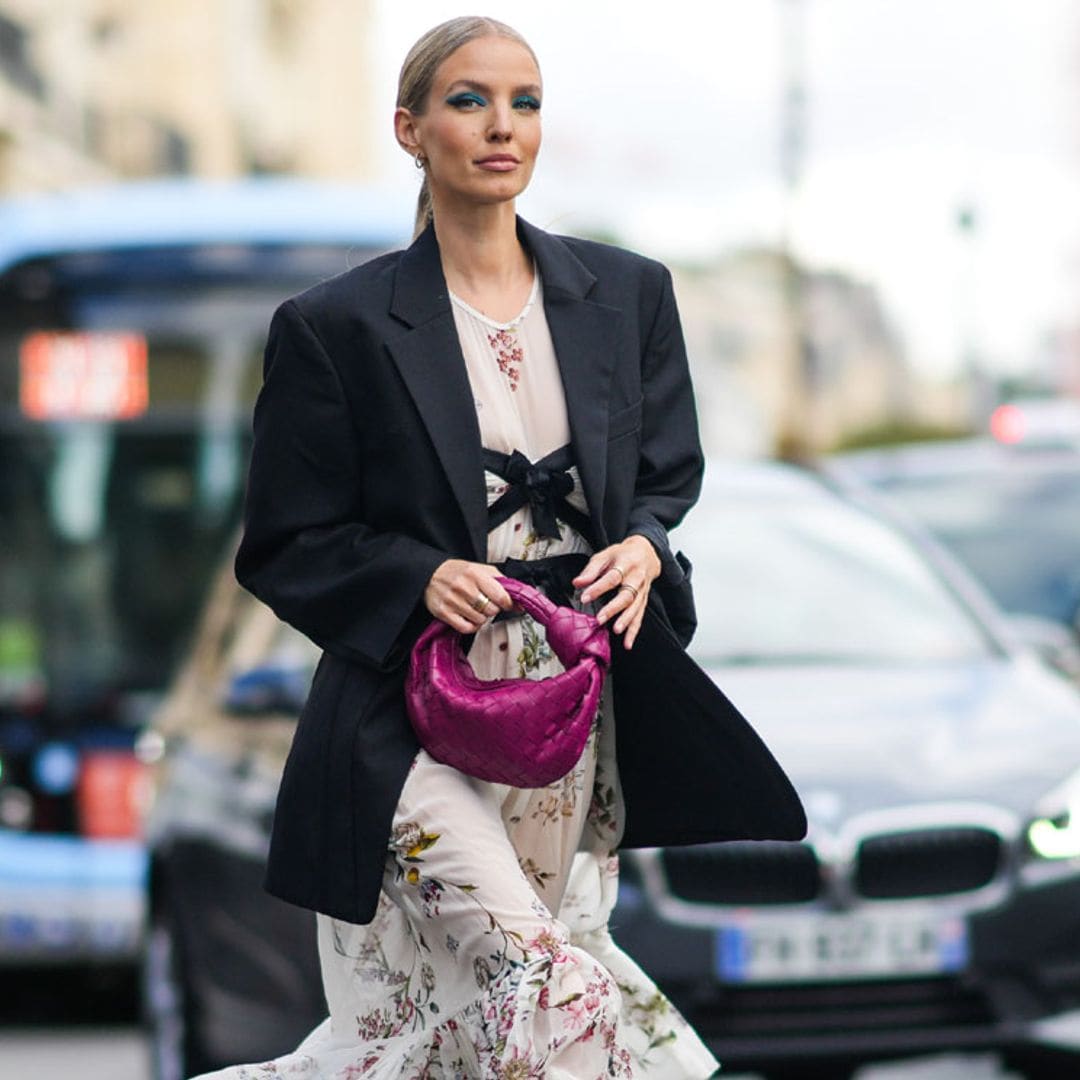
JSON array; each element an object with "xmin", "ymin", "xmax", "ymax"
[{"xmin": 716, "ymin": 908, "xmax": 968, "ymax": 984}]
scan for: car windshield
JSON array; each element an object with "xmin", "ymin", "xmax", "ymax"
[
  {"xmin": 875, "ymin": 468, "xmax": 1080, "ymax": 626},
  {"xmin": 0, "ymin": 244, "xmax": 369, "ymax": 727},
  {"xmin": 682, "ymin": 484, "xmax": 995, "ymax": 665}
]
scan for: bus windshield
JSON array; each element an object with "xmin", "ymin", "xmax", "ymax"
[{"xmin": 0, "ymin": 243, "xmax": 372, "ymax": 728}]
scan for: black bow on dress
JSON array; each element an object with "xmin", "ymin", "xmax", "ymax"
[{"xmin": 481, "ymin": 444, "xmax": 594, "ymax": 544}]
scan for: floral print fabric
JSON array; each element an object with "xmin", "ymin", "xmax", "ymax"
[{"xmin": 191, "ymin": 281, "xmax": 717, "ymax": 1078}]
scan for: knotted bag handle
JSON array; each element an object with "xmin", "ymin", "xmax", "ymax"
[
  {"xmin": 494, "ymin": 576, "xmax": 608, "ymax": 671},
  {"xmin": 497, "ymin": 575, "xmax": 558, "ymax": 622}
]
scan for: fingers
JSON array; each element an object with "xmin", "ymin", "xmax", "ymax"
[
  {"xmin": 579, "ymin": 566, "xmax": 628, "ymax": 605},
  {"xmin": 620, "ymin": 588, "xmax": 648, "ymax": 649},
  {"xmin": 577, "ymin": 538, "xmax": 662, "ymax": 650},
  {"xmin": 596, "ymin": 578, "xmax": 644, "ymax": 627},
  {"xmin": 424, "ymin": 560, "xmax": 513, "ymax": 632},
  {"xmin": 578, "ymin": 540, "xmax": 657, "ymax": 606},
  {"xmin": 578, "ymin": 553, "xmax": 632, "ymax": 606},
  {"xmin": 599, "ymin": 578, "xmax": 648, "ymax": 650},
  {"xmin": 479, "ymin": 569, "xmax": 514, "ymax": 612},
  {"xmin": 571, "ymin": 550, "xmax": 611, "ymax": 591}
]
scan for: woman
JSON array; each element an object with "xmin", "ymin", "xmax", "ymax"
[{"xmin": 204, "ymin": 15, "xmax": 803, "ymax": 1079}]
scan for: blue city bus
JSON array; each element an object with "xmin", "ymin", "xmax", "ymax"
[{"xmin": 0, "ymin": 179, "xmax": 405, "ymax": 969}]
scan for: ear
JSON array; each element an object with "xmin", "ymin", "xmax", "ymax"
[{"xmin": 394, "ymin": 107, "xmax": 422, "ymax": 158}]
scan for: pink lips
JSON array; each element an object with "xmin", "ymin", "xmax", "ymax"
[{"xmin": 476, "ymin": 155, "xmax": 519, "ymax": 172}]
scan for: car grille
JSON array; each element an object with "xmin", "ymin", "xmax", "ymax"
[
  {"xmin": 661, "ymin": 826, "xmax": 1005, "ymax": 905},
  {"xmin": 661, "ymin": 842, "xmax": 820, "ymax": 905},
  {"xmin": 855, "ymin": 827, "xmax": 1003, "ymax": 899}
]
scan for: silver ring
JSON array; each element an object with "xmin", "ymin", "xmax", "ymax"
[
  {"xmin": 618, "ymin": 582, "xmax": 639, "ymax": 600},
  {"xmin": 472, "ymin": 592, "xmax": 492, "ymax": 614}
]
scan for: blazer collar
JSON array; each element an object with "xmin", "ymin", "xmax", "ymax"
[
  {"xmin": 385, "ymin": 217, "xmax": 618, "ymax": 558},
  {"xmin": 388, "ymin": 223, "xmax": 448, "ymax": 328},
  {"xmin": 517, "ymin": 217, "xmax": 597, "ymax": 301}
]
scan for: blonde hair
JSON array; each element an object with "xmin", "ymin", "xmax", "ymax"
[{"xmin": 397, "ymin": 17, "xmax": 539, "ymax": 238}]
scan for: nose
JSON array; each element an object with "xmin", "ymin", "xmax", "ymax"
[{"xmin": 487, "ymin": 100, "xmax": 513, "ymax": 142}]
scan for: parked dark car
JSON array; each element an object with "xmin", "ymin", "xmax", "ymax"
[
  {"xmin": 828, "ymin": 434, "xmax": 1080, "ymax": 678},
  {"xmin": 143, "ymin": 461, "xmax": 1080, "ymax": 1079},
  {"xmin": 613, "ymin": 462, "xmax": 1080, "ymax": 1079}
]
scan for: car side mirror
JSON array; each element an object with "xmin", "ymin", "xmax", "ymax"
[{"xmin": 222, "ymin": 664, "xmax": 311, "ymax": 718}]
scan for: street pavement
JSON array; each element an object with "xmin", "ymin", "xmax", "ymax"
[
  {"xmin": 0, "ymin": 971, "xmax": 1028, "ymax": 1080},
  {"xmin": 0, "ymin": 1027, "xmax": 1024, "ymax": 1080},
  {"xmin": 2, "ymin": 1027, "xmax": 146, "ymax": 1079}
]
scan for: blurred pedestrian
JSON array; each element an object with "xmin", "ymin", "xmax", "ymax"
[{"xmin": 195, "ymin": 14, "xmax": 801, "ymax": 1078}]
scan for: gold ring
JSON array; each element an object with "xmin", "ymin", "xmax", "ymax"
[
  {"xmin": 618, "ymin": 582, "xmax": 639, "ymax": 599},
  {"xmin": 472, "ymin": 592, "xmax": 492, "ymax": 614},
  {"xmin": 611, "ymin": 565, "xmax": 626, "ymax": 583}
]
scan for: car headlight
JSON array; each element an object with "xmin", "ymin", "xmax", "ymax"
[
  {"xmin": 1027, "ymin": 772, "xmax": 1080, "ymax": 860},
  {"xmin": 1029, "ymin": 813, "xmax": 1080, "ymax": 859}
]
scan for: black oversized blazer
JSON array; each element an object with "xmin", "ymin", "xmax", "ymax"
[{"xmin": 236, "ymin": 217, "xmax": 805, "ymax": 924}]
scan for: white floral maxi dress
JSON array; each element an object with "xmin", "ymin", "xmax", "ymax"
[{"xmin": 194, "ymin": 275, "xmax": 718, "ymax": 1079}]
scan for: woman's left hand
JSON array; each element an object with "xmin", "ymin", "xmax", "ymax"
[{"xmin": 573, "ymin": 535, "xmax": 662, "ymax": 650}]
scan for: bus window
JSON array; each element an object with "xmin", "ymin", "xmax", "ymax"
[{"xmin": 0, "ymin": 245, "xmax": 378, "ymax": 724}]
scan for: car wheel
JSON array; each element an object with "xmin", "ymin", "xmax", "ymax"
[{"xmin": 142, "ymin": 906, "xmax": 212, "ymax": 1080}]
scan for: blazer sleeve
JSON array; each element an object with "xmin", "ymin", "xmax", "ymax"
[
  {"xmin": 235, "ymin": 299, "xmax": 447, "ymax": 671},
  {"xmin": 625, "ymin": 264, "xmax": 704, "ymax": 585}
]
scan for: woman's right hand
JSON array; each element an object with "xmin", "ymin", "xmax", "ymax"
[{"xmin": 424, "ymin": 559, "xmax": 514, "ymax": 633}]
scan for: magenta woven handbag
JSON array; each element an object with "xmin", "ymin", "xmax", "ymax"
[{"xmin": 405, "ymin": 577, "xmax": 611, "ymax": 787}]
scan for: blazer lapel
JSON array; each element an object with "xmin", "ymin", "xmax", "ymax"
[
  {"xmin": 521, "ymin": 220, "xmax": 622, "ymax": 547},
  {"xmin": 386, "ymin": 227, "xmax": 488, "ymax": 560}
]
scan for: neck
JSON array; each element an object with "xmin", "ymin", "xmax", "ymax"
[{"xmin": 430, "ymin": 198, "xmax": 530, "ymax": 293}]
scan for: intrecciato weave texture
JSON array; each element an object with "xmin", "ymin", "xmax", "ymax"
[{"xmin": 405, "ymin": 577, "xmax": 611, "ymax": 787}]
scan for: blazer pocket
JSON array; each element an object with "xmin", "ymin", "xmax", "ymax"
[{"xmin": 607, "ymin": 398, "xmax": 643, "ymax": 441}]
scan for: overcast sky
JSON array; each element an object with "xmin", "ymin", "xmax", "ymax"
[{"xmin": 371, "ymin": 1, "xmax": 1080, "ymax": 378}]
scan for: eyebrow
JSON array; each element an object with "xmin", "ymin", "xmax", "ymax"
[{"xmin": 444, "ymin": 80, "xmax": 542, "ymax": 97}]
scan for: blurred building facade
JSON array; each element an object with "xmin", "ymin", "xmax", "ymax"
[
  {"xmin": 673, "ymin": 250, "xmax": 963, "ymax": 457},
  {"xmin": 0, "ymin": 0, "xmax": 376, "ymax": 193}
]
